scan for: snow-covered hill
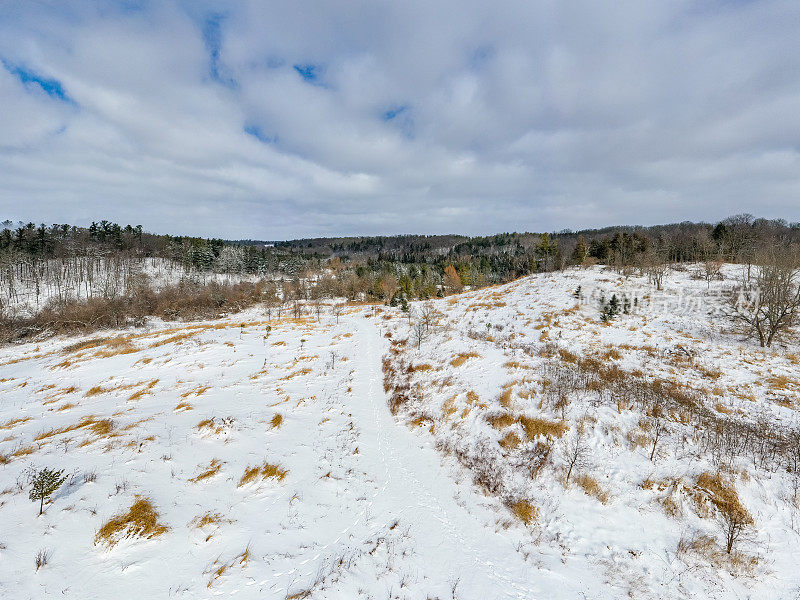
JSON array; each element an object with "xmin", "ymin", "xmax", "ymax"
[{"xmin": 1, "ymin": 265, "xmax": 799, "ymax": 599}]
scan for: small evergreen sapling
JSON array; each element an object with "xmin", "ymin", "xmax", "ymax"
[
  {"xmin": 599, "ymin": 294, "xmax": 621, "ymax": 322},
  {"xmin": 29, "ymin": 467, "xmax": 68, "ymax": 516}
]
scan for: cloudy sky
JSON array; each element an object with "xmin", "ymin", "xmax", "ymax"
[{"xmin": 1, "ymin": 1, "xmax": 799, "ymax": 239}]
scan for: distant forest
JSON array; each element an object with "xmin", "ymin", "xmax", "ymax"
[
  {"xmin": 2, "ymin": 214, "xmax": 799, "ymax": 301},
  {"xmin": 2, "ymin": 213, "xmax": 799, "ymax": 341}
]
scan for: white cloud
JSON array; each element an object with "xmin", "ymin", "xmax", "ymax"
[{"xmin": 0, "ymin": 0, "xmax": 799, "ymax": 238}]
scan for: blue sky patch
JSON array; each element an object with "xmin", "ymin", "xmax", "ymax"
[
  {"xmin": 382, "ymin": 105, "xmax": 408, "ymax": 121},
  {"xmin": 244, "ymin": 125, "xmax": 277, "ymax": 145},
  {"xmin": 293, "ymin": 64, "xmax": 322, "ymax": 83},
  {"xmin": 2, "ymin": 59, "xmax": 73, "ymax": 103},
  {"xmin": 202, "ymin": 13, "xmax": 237, "ymax": 88}
]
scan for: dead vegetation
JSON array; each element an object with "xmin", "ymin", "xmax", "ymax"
[
  {"xmin": 189, "ymin": 459, "xmax": 223, "ymax": 483},
  {"xmin": 238, "ymin": 462, "xmax": 288, "ymax": 487},
  {"xmin": 95, "ymin": 498, "xmax": 168, "ymax": 548}
]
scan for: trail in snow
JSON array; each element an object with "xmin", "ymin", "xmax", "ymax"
[{"xmin": 0, "ymin": 307, "xmax": 608, "ymax": 600}]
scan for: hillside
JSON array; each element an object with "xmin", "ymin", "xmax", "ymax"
[{"xmin": 1, "ymin": 265, "xmax": 799, "ymax": 599}]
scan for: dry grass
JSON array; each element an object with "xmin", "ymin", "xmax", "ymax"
[
  {"xmin": 695, "ymin": 472, "xmax": 753, "ymax": 526},
  {"xmin": 95, "ymin": 498, "xmax": 168, "ymax": 548},
  {"xmin": 270, "ymin": 413, "xmax": 283, "ymax": 428},
  {"xmin": 510, "ymin": 499, "xmax": 538, "ymax": 524},
  {"xmin": 518, "ymin": 415, "xmax": 567, "ymax": 439},
  {"xmin": 11, "ymin": 444, "xmax": 36, "ymax": 458},
  {"xmin": 409, "ymin": 363, "xmax": 434, "ymax": 372},
  {"xmin": 451, "ymin": 352, "xmax": 479, "ymax": 367},
  {"xmin": 174, "ymin": 401, "xmax": 193, "ymax": 412},
  {"xmin": 190, "ymin": 459, "xmax": 223, "ymax": 483},
  {"xmin": 574, "ymin": 474, "xmax": 609, "ymax": 504},
  {"xmin": 180, "ymin": 385, "xmax": 211, "ymax": 398},
  {"xmin": 192, "ymin": 511, "xmax": 225, "ymax": 529},
  {"xmin": 488, "ymin": 413, "xmax": 516, "ymax": 429},
  {"xmin": 85, "ymin": 385, "xmax": 111, "ymax": 397},
  {"xmin": 498, "ymin": 431, "xmax": 522, "ymax": 449},
  {"xmin": 33, "ymin": 415, "xmax": 114, "ymax": 442},
  {"xmin": 128, "ymin": 379, "xmax": 159, "ymax": 401},
  {"xmin": 600, "ymin": 348, "xmax": 622, "ymax": 361},
  {"xmin": 767, "ymin": 374, "xmax": 797, "ymax": 390},
  {"xmin": 0, "ymin": 417, "xmax": 31, "ymax": 429},
  {"xmin": 238, "ymin": 462, "xmax": 288, "ymax": 487},
  {"xmin": 149, "ymin": 330, "xmax": 202, "ymax": 348},
  {"xmin": 499, "ymin": 385, "xmax": 515, "ymax": 408},
  {"xmin": 281, "ymin": 367, "xmax": 312, "ymax": 380}
]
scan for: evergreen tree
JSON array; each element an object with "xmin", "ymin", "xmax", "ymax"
[{"xmin": 29, "ymin": 467, "xmax": 68, "ymax": 516}]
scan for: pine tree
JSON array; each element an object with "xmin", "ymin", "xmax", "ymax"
[
  {"xmin": 29, "ymin": 467, "xmax": 68, "ymax": 516},
  {"xmin": 572, "ymin": 235, "xmax": 588, "ymax": 265}
]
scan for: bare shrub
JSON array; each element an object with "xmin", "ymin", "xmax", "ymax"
[
  {"xmin": 696, "ymin": 473, "xmax": 754, "ymax": 554},
  {"xmin": 35, "ymin": 548, "xmax": 51, "ymax": 571}
]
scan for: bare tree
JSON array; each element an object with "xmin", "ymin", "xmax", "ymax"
[
  {"xmin": 729, "ymin": 249, "xmax": 800, "ymax": 347},
  {"xmin": 420, "ymin": 302, "xmax": 439, "ymax": 333},
  {"xmin": 331, "ymin": 302, "xmax": 344, "ymax": 324},
  {"xmin": 559, "ymin": 418, "xmax": 591, "ymax": 486},
  {"xmin": 649, "ymin": 404, "xmax": 667, "ymax": 462},
  {"xmin": 411, "ymin": 320, "xmax": 427, "ymax": 351},
  {"xmin": 702, "ymin": 260, "xmax": 723, "ymax": 288}
]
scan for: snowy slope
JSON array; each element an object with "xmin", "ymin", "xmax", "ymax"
[
  {"xmin": 383, "ymin": 265, "xmax": 800, "ymax": 599},
  {"xmin": 1, "ymin": 266, "xmax": 799, "ymax": 599},
  {"xmin": 0, "ymin": 305, "xmax": 600, "ymax": 600}
]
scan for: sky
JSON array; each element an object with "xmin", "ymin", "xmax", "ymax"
[{"xmin": 1, "ymin": 1, "xmax": 799, "ymax": 240}]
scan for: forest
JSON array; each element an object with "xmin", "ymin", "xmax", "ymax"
[{"xmin": 1, "ymin": 214, "xmax": 798, "ymax": 342}]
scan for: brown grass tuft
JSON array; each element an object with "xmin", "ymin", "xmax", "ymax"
[
  {"xmin": 498, "ymin": 431, "xmax": 522, "ymax": 449},
  {"xmin": 270, "ymin": 413, "xmax": 283, "ymax": 429},
  {"xmin": 190, "ymin": 459, "xmax": 223, "ymax": 483},
  {"xmin": 238, "ymin": 461, "xmax": 288, "ymax": 487},
  {"xmin": 488, "ymin": 413, "xmax": 516, "ymax": 429},
  {"xmin": 518, "ymin": 415, "xmax": 566, "ymax": 439},
  {"xmin": 95, "ymin": 498, "xmax": 168, "ymax": 548},
  {"xmin": 510, "ymin": 499, "xmax": 538, "ymax": 524},
  {"xmin": 573, "ymin": 474, "xmax": 609, "ymax": 504},
  {"xmin": 0, "ymin": 417, "xmax": 32, "ymax": 429},
  {"xmin": 451, "ymin": 352, "xmax": 479, "ymax": 367}
]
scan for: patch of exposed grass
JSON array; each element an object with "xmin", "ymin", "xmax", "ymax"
[
  {"xmin": 451, "ymin": 352, "xmax": 479, "ymax": 367},
  {"xmin": 128, "ymin": 379, "xmax": 159, "ymax": 402},
  {"xmin": 238, "ymin": 461, "xmax": 288, "ymax": 487},
  {"xmin": 518, "ymin": 415, "xmax": 567, "ymax": 439},
  {"xmin": 190, "ymin": 459, "xmax": 223, "ymax": 483},
  {"xmin": 270, "ymin": 413, "xmax": 283, "ymax": 429},
  {"xmin": 488, "ymin": 413, "xmax": 516, "ymax": 429},
  {"xmin": 510, "ymin": 499, "xmax": 538, "ymax": 524},
  {"xmin": 0, "ymin": 417, "xmax": 31, "ymax": 429},
  {"xmin": 498, "ymin": 431, "xmax": 522, "ymax": 449},
  {"xmin": 574, "ymin": 474, "xmax": 609, "ymax": 504},
  {"xmin": 192, "ymin": 511, "xmax": 224, "ymax": 528},
  {"xmin": 33, "ymin": 415, "xmax": 114, "ymax": 442},
  {"xmin": 94, "ymin": 498, "xmax": 168, "ymax": 548}
]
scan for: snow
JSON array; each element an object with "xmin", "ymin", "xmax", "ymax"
[{"xmin": 1, "ymin": 265, "xmax": 799, "ymax": 599}]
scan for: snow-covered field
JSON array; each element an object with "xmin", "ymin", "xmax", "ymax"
[{"xmin": 1, "ymin": 265, "xmax": 799, "ymax": 599}]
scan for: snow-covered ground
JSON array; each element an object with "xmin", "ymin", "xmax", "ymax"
[{"xmin": 1, "ymin": 265, "xmax": 799, "ymax": 599}]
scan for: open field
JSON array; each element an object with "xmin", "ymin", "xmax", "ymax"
[{"xmin": 2, "ymin": 265, "xmax": 800, "ymax": 599}]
